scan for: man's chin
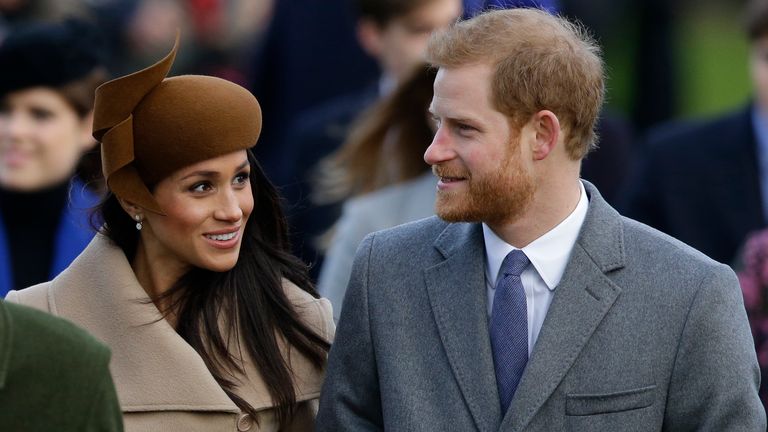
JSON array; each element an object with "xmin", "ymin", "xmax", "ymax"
[{"xmin": 435, "ymin": 203, "xmax": 482, "ymax": 223}]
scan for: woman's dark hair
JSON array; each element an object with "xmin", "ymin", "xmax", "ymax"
[
  {"xmin": 313, "ymin": 63, "xmax": 436, "ymax": 205},
  {"xmin": 94, "ymin": 149, "xmax": 330, "ymax": 426}
]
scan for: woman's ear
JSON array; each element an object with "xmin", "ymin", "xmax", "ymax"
[
  {"xmin": 530, "ymin": 110, "xmax": 561, "ymax": 161},
  {"xmin": 117, "ymin": 197, "xmax": 143, "ymax": 219}
]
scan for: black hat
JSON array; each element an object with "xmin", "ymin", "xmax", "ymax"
[{"xmin": 0, "ymin": 19, "xmax": 108, "ymax": 98}]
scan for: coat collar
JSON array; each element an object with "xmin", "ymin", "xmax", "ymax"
[
  {"xmin": 426, "ymin": 181, "xmax": 625, "ymax": 432},
  {"xmin": 46, "ymin": 234, "xmax": 323, "ymax": 413}
]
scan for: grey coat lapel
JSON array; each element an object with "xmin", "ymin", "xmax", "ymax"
[
  {"xmin": 502, "ymin": 182, "xmax": 626, "ymax": 431},
  {"xmin": 424, "ymin": 223, "xmax": 502, "ymax": 432}
]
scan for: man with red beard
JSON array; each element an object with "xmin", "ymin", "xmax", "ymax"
[{"xmin": 316, "ymin": 8, "xmax": 764, "ymax": 432}]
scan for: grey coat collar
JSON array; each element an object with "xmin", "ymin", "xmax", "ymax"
[{"xmin": 425, "ymin": 181, "xmax": 625, "ymax": 432}]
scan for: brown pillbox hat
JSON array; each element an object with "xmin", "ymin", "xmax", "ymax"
[{"xmin": 92, "ymin": 35, "xmax": 262, "ymax": 215}]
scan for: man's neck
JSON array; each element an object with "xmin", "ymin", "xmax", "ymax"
[{"xmin": 488, "ymin": 178, "xmax": 583, "ymax": 248}]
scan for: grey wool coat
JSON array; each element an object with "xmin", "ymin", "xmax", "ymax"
[{"xmin": 316, "ymin": 181, "xmax": 765, "ymax": 431}]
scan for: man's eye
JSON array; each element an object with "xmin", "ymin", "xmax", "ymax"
[{"xmin": 457, "ymin": 123, "xmax": 476, "ymax": 134}]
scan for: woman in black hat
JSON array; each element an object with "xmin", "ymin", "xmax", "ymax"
[{"xmin": 0, "ymin": 19, "xmax": 109, "ymax": 296}]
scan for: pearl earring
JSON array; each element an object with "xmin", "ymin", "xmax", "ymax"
[{"xmin": 134, "ymin": 214, "xmax": 143, "ymax": 231}]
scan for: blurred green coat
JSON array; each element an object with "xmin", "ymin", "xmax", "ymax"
[{"xmin": 0, "ymin": 300, "xmax": 123, "ymax": 431}]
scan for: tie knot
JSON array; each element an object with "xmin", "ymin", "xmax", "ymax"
[{"xmin": 501, "ymin": 250, "xmax": 529, "ymax": 277}]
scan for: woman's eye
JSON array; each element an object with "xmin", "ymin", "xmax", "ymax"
[
  {"xmin": 190, "ymin": 182, "xmax": 213, "ymax": 193},
  {"xmin": 30, "ymin": 107, "xmax": 53, "ymax": 121},
  {"xmin": 233, "ymin": 172, "xmax": 250, "ymax": 186}
]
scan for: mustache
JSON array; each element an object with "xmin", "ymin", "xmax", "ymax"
[{"xmin": 432, "ymin": 164, "xmax": 470, "ymax": 179}]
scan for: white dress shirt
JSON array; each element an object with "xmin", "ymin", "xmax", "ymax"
[{"xmin": 483, "ymin": 181, "xmax": 588, "ymax": 355}]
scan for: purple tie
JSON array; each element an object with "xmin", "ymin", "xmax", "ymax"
[{"xmin": 490, "ymin": 249, "xmax": 530, "ymax": 413}]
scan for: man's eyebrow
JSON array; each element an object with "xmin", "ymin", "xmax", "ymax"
[{"xmin": 437, "ymin": 114, "xmax": 480, "ymax": 125}]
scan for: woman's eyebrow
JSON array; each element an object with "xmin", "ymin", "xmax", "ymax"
[{"xmin": 179, "ymin": 160, "xmax": 249, "ymax": 181}]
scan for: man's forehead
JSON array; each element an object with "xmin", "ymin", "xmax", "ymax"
[
  {"xmin": 431, "ymin": 65, "xmax": 492, "ymax": 107},
  {"xmin": 434, "ymin": 63, "xmax": 493, "ymax": 86}
]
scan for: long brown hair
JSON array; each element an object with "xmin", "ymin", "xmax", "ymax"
[
  {"xmin": 312, "ymin": 63, "xmax": 437, "ymax": 205},
  {"xmin": 94, "ymin": 150, "xmax": 329, "ymax": 426}
]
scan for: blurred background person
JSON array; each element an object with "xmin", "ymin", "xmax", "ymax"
[
  {"xmin": 0, "ymin": 0, "xmax": 90, "ymax": 41},
  {"xmin": 7, "ymin": 38, "xmax": 333, "ymax": 430},
  {"xmin": 0, "ymin": 19, "xmax": 108, "ymax": 296},
  {"xmin": 315, "ymin": 64, "xmax": 437, "ymax": 317},
  {"xmin": 619, "ymin": 0, "xmax": 768, "ymax": 265},
  {"xmin": 279, "ymin": 0, "xmax": 462, "ymax": 279},
  {"xmin": 735, "ymin": 230, "xmax": 768, "ymax": 409},
  {"xmin": 247, "ymin": 0, "xmax": 378, "ymax": 176},
  {"xmin": 90, "ymin": 0, "xmax": 273, "ymax": 81},
  {"xmin": 729, "ymin": 0, "xmax": 768, "ymax": 412}
]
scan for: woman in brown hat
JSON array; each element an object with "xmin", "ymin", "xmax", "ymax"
[{"xmin": 6, "ymin": 36, "xmax": 333, "ymax": 431}]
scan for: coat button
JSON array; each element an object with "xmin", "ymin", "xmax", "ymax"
[{"xmin": 237, "ymin": 413, "xmax": 253, "ymax": 431}]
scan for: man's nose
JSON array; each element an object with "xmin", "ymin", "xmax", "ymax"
[{"xmin": 424, "ymin": 126, "xmax": 456, "ymax": 166}]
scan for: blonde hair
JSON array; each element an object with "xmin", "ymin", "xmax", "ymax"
[
  {"xmin": 425, "ymin": 8, "xmax": 604, "ymax": 159},
  {"xmin": 313, "ymin": 64, "xmax": 437, "ymax": 204}
]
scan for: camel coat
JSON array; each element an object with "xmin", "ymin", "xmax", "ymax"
[{"xmin": 6, "ymin": 234, "xmax": 335, "ymax": 432}]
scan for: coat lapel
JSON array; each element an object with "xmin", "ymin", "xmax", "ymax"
[
  {"xmin": 48, "ymin": 235, "xmax": 240, "ymax": 414},
  {"xmin": 502, "ymin": 182, "xmax": 625, "ymax": 431},
  {"xmin": 44, "ymin": 234, "xmax": 324, "ymax": 415},
  {"xmin": 424, "ymin": 222, "xmax": 502, "ymax": 432}
]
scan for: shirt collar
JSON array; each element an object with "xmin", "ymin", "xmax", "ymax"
[{"xmin": 483, "ymin": 180, "xmax": 589, "ymax": 290}]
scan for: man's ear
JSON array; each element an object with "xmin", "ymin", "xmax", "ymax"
[
  {"xmin": 356, "ymin": 18, "xmax": 384, "ymax": 60},
  {"xmin": 530, "ymin": 110, "xmax": 561, "ymax": 161}
]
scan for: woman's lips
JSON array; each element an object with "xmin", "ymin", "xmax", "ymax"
[
  {"xmin": 0, "ymin": 148, "xmax": 31, "ymax": 168},
  {"xmin": 203, "ymin": 228, "xmax": 241, "ymax": 249}
]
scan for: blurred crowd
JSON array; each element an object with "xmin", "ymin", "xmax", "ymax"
[{"xmin": 3, "ymin": 0, "xmax": 768, "ymax": 413}]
